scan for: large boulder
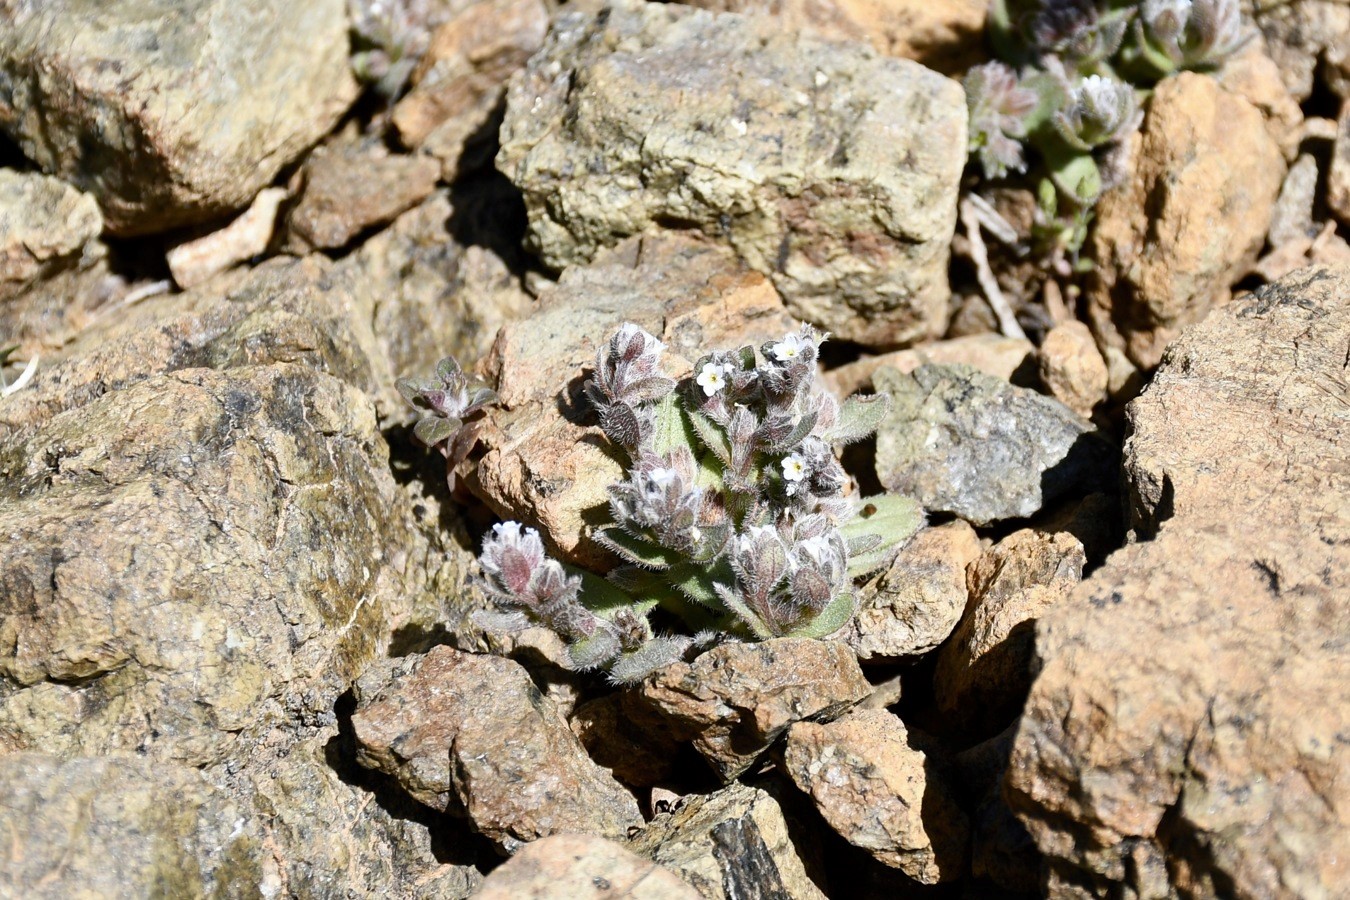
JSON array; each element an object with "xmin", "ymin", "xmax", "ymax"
[
  {"xmin": 497, "ymin": 0, "xmax": 966, "ymax": 348},
  {"xmin": 0, "ymin": 0, "xmax": 357, "ymax": 234},
  {"xmin": 1008, "ymin": 267, "xmax": 1350, "ymax": 898}
]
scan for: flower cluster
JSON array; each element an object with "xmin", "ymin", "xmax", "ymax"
[
  {"xmin": 968, "ymin": 0, "xmax": 1247, "ymax": 246},
  {"xmin": 476, "ymin": 324, "xmax": 924, "ymax": 683},
  {"xmin": 396, "ymin": 355, "xmax": 498, "ymax": 477}
]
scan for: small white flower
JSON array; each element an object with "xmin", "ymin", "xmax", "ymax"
[
  {"xmin": 770, "ymin": 333, "xmax": 806, "ymax": 362},
  {"xmin": 647, "ymin": 467, "xmax": 678, "ymax": 489},
  {"xmin": 696, "ymin": 362, "xmax": 730, "ymax": 396},
  {"xmin": 781, "ymin": 453, "xmax": 807, "ymax": 482}
]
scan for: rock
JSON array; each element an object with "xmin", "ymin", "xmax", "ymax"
[
  {"xmin": 934, "ymin": 529, "xmax": 1086, "ymax": 737},
  {"xmin": 1007, "ymin": 267, "xmax": 1350, "ymax": 898},
  {"xmin": 0, "ymin": 0, "xmax": 358, "ymax": 235},
  {"xmin": 874, "ymin": 363, "xmax": 1111, "ymax": 526},
  {"xmin": 1086, "ymin": 72, "xmax": 1284, "ymax": 370},
  {"xmin": 0, "ymin": 753, "xmax": 266, "ymax": 897},
  {"xmin": 681, "ymin": 0, "xmax": 987, "ymax": 73},
  {"xmin": 167, "ymin": 187, "xmax": 287, "ymax": 289},
  {"xmin": 628, "ymin": 781, "xmax": 829, "ymax": 900},
  {"xmin": 0, "ymin": 169, "xmax": 103, "ymax": 299},
  {"xmin": 824, "ymin": 333, "xmax": 1035, "ymax": 398},
  {"xmin": 1249, "ymin": 0, "xmax": 1350, "ymax": 101},
  {"xmin": 392, "ymin": 0, "xmax": 548, "ymax": 179},
  {"xmin": 783, "ymin": 709, "xmax": 969, "ymax": 883},
  {"xmin": 1036, "ymin": 321, "xmax": 1108, "ymax": 418},
  {"xmin": 1330, "ymin": 99, "xmax": 1350, "ymax": 227},
  {"xmin": 349, "ymin": 645, "xmax": 642, "ymax": 847},
  {"xmin": 0, "ymin": 170, "xmax": 114, "ymax": 356},
  {"xmin": 1030, "ymin": 492, "xmax": 1122, "ymax": 570},
  {"xmin": 0, "ymin": 362, "xmax": 412, "ymax": 765},
  {"xmin": 336, "ymin": 189, "xmax": 535, "ymax": 391},
  {"xmin": 469, "ymin": 232, "xmax": 795, "ymax": 566},
  {"xmin": 285, "ymin": 137, "xmax": 441, "ymax": 252},
  {"xmin": 845, "ymin": 520, "xmax": 981, "ymax": 662},
  {"xmin": 632, "ymin": 638, "xmax": 871, "ymax": 781},
  {"xmin": 1268, "ymin": 153, "xmax": 1321, "ymax": 248},
  {"xmin": 1216, "ymin": 42, "xmax": 1305, "ymax": 160},
  {"xmin": 476, "ymin": 834, "xmax": 701, "ymax": 900},
  {"xmin": 570, "ymin": 692, "xmax": 681, "ymax": 788},
  {"xmin": 497, "ymin": 0, "xmax": 966, "ymax": 348},
  {"xmin": 954, "ymin": 726, "xmax": 1041, "ymax": 894}
]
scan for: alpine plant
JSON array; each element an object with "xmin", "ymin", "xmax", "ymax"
[
  {"xmin": 966, "ymin": 0, "xmax": 1248, "ymax": 248},
  {"xmin": 474, "ymin": 324, "xmax": 924, "ymax": 684}
]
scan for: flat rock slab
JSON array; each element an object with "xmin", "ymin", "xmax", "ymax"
[
  {"xmin": 350, "ymin": 645, "xmax": 642, "ymax": 848},
  {"xmin": 1008, "ymin": 267, "xmax": 1350, "ymax": 898},
  {"xmin": 497, "ymin": 0, "xmax": 966, "ymax": 347},
  {"xmin": 0, "ymin": 0, "xmax": 357, "ymax": 234},
  {"xmin": 628, "ymin": 781, "xmax": 828, "ymax": 900},
  {"xmin": 632, "ymin": 638, "xmax": 871, "ymax": 781},
  {"xmin": 875, "ymin": 363, "xmax": 1112, "ymax": 526}
]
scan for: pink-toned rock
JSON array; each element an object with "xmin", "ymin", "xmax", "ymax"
[
  {"xmin": 632, "ymin": 638, "xmax": 870, "ymax": 781},
  {"xmin": 168, "ymin": 188, "xmax": 287, "ymax": 289},
  {"xmin": 784, "ymin": 709, "xmax": 969, "ymax": 883},
  {"xmin": 469, "ymin": 232, "xmax": 796, "ymax": 567},
  {"xmin": 475, "ymin": 834, "xmax": 700, "ymax": 900},
  {"xmin": 284, "ymin": 137, "xmax": 440, "ymax": 252},
  {"xmin": 1008, "ymin": 267, "xmax": 1350, "ymax": 897},
  {"xmin": 392, "ymin": 0, "xmax": 547, "ymax": 178},
  {"xmin": 934, "ymin": 529, "xmax": 1085, "ymax": 736},
  {"xmin": 1087, "ymin": 72, "xmax": 1284, "ymax": 370},
  {"xmin": 681, "ymin": 0, "xmax": 986, "ymax": 73},
  {"xmin": 569, "ymin": 692, "xmax": 681, "ymax": 788},
  {"xmin": 845, "ymin": 520, "xmax": 981, "ymax": 661},
  {"xmin": 1037, "ymin": 321, "xmax": 1108, "ymax": 418},
  {"xmin": 350, "ymin": 645, "xmax": 641, "ymax": 848}
]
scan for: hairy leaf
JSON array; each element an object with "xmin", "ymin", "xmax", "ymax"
[
  {"xmin": 824, "ymin": 393, "xmax": 890, "ymax": 445},
  {"xmin": 841, "ymin": 493, "xmax": 925, "ymax": 578},
  {"xmin": 785, "ymin": 590, "xmax": 854, "ymax": 640}
]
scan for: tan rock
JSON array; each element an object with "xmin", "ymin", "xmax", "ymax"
[
  {"xmin": 469, "ymin": 232, "xmax": 795, "ymax": 566},
  {"xmin": 824, "ymin": 333, "xmax": 1035, "ymax": 398},
  {"xmin": 1251, "ymin": 0, "xmax": 1350, "ymax": 101},
  {"xmin": 1330, "ymin": 99, "xmax": 1350, "ymax": 227},
  {"xmin": 498, "ymin": 0, "xmax": 967, "ymax": 348},
  {"xmin": 167, "ymin": 188, "xmax": 287, "ymax": 289},
  {"xmin": 1087, "ymin": 72, "xmax": 1284, "ymax": 370},
  {"xmin": 570, "ymin": 692, "xmax": 681, "ymax": 788},
  {"xmin": 0, "ymin": 0, "xmax": 358, "ymax": 234},
  {"xmin": 1008, "ymin": 267, "xmax": 1350, "ymax": 897},
  {"xmin": 476, "ymin": 834, "xmax": 700, "ymax": 900},
  {"xmin": 393, "ymin": 0, "xmax": 548, "ymax": 179},
  {"xmin": 1216, "ymin": 42, "xmax": 1305, "ymax": 160},
  {"xmin": 933, "ymin": 528, "xmax": 1085, "ymax": 736},
  {"xmin": 954, "ymin": 725, "xmax": 1040, "ymax": 894},
  {"xmin": 1036, "ymin": 321, "xmax": 1108, "ymax": 418},
  {"xmin": 632, "ymin": 638, "xmax": 871, "ymax": 780},
  {"xmin": 783, "ymin": 710, "xmax": 969, "ymax": 883},
  {"xmin": 845, "ymin": 520, "xmax": 981, "ymax": 661},
  {"xmin": 682, "ymin": 0, "xmax": 986, "ymax": 73},
  {"xmin": 0, "ymin": 169, "xmax": 102, "ymax": 298},
  {"xmin": 284, "ymin": 138, "xmax": 440, "ymax": 252},
  {"xmin": 350, "ymin": 646, "xmax": 641, "ymax": 847},
  {"xmin": 628, "ymin": 782, "xmax": 829, "ymax": 900}
]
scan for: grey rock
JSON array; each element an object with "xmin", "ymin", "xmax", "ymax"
[
  {"xmin": 497, "ymin": 0, "xmax": 966, "ymax": 347},
  {"xmin": 350, "ymin": 645, "xmax": 642, "ymax": 848},
  {"xmin": 1007, "ymin": 267, "xmax": 1350, "ymax": 898},
  {"xmin": 875, "ymin": 363, "xmax": 1111, "ymax": 526},
  {"xmin": 631, "ymin": 637, "xmax": 871, "ymax": 781},
  {"xmin": 0, "ymin": 0, "xmax": 357, "ymax": 234},
  {"xmin": 845, "ymin": 520, "xmax": 981, "ymax": 662},
  {"xmin": 628, "ymin": 781, "xmax": 829, "ymax": 900},
  {"xmin": 476, "ymin": 834, "xmax": 700, "ymax": 900},
  {"xmin": 783, "ymin": 709, "xmax": 969, "ymax": 883}
]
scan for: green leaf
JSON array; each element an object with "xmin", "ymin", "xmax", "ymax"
[
  {"xmin": 687, "ymin": 409, "xmax": 732, "ymax": 467},
  {"xmin": 595, "ymin": 527, "xmax": 678, "ymax": 570},
  {"xmin": 568, "ymin": 631, "xmax": 621, "ymax": 670},
  {"xmin": 826, "ymin": 393, "xmax": 891, "ymax": 444},
  {"xmin": 609, "ymin": 567, "xmax": 725, "ymax": 631},
  {"xmin": 668, "ymin": 560, "xmax": 731, "ymax": 608},
  {"xmin": 786, "ymin": 590, "xmax": 855, "ymax": 639},
  {"xmin": 413, "ymin": 415, "xmax": 460, "ymax": 448},
  {"xmin": 1046, "ymin": 149, "xmax": 1103, "ymax": 206},
  {"xmin": 841, "ymin": 494, "xmax": 925, "ymax": 578},
  {"xmin": 713, "ymin": 582, "xmax": 774, "ymax": 640},
  {"xmin": 572, "ymin": 568, "xmax": 655, "ymax": 618},
  {"xmin": 649, "ymin": 393, "xmax": 697, "ymax": 457}
]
